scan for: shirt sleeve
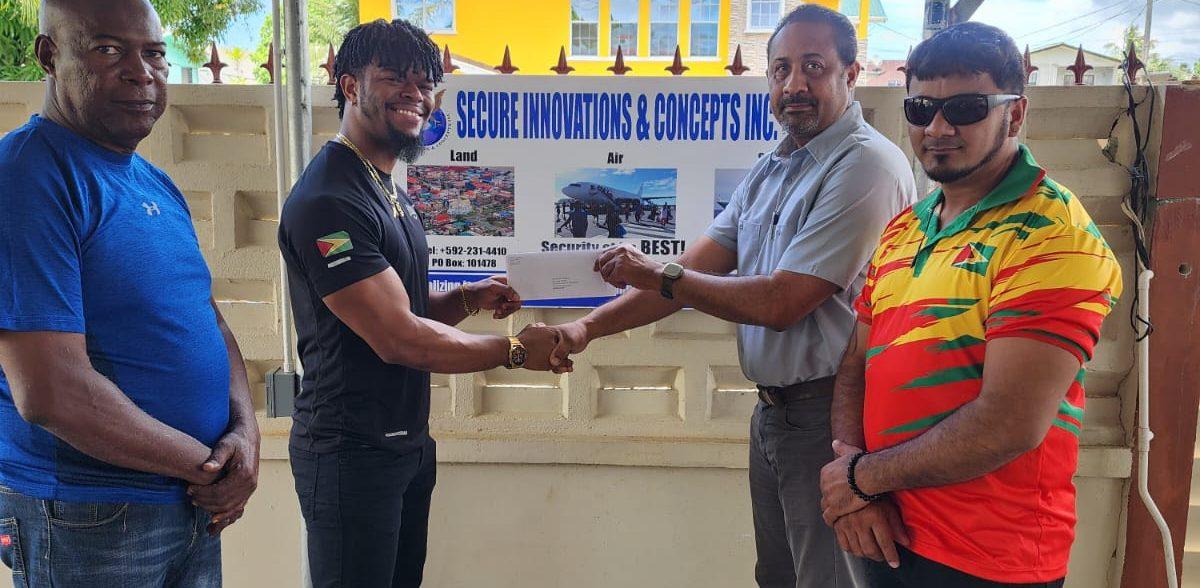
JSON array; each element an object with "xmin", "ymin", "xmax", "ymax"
[
  {"xmin": 704, "ymin": 176, "xmax": 748, "ymax": 252},
  {"xmin": 985, "ymin": 222, "xmax": 1123, "ymax": 363},
  {"xmin": 0, "ymin": 157, "xmax": 86, "ymax": 333},
  {"xmin": 776, "ymin": 145, "xmax": 908, "ymax": 290},
  {"xmin": 281, "ymin": 193, "xmax": 392, "ymax": 299}
]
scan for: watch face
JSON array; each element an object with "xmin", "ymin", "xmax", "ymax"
[
  {"xmin": 664, "ymin": 263, "xmax": 683, "ymax": 279},
  {"xmin": 511, "ymin": 346, "xmax": 528, "ymax": 367}
]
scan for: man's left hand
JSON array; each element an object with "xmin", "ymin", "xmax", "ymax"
[
  {"xmin": 820, "ymin": 440, "xmax": 872, "ymax": 526},
  {"xmin": 188, "ymin": 423, "xmax": 260, "ymax": 536},
  {"xmin": 467, "ymin": 276, "xmax": 522, "ymax": 319},
  {"xmin": 834, "ymin": 500, "xmax": 909, "ymax": 568},
  {"xmin": 595, "ymin": 245, "xmax": 663, "ymax": 291}
]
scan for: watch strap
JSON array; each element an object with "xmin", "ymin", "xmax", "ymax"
[{"xmin": 660, "ymin": 263, "xmax": 683, "ymax": 299}]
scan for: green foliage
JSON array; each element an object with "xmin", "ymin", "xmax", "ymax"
[
  {"xmin": 309, "ymin": 0, "xmax": 361, "ymax": 48},
  {"xmin": 0, "ymin": 0, "xmax": 43, "ymax": 81},
  {"xmin": 154, "ymin": 0, "xmax": 263, "ymax": 64},
  {"xmin": 253, "ymin": 0, "xmax": 360, "ymax": 85},
  {"xmin": 1105, "ymin": 25, "xmax": 1174, "ymax": 74},
  {"xmin": 0, "ymin": 0, "xmax": 262, "ymax": 81},
  {"xmin": 1172, "ymin": 60, "xmax": 1200, "ymax": 81}
]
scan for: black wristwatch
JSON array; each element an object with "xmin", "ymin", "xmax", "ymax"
[
  {"xmin": 506, "ymin": 336, "xmax": 527, "ymax": 369},
  {"xmin": 660, "ymin": 262, "xmax": 684, "ymax": 299}
]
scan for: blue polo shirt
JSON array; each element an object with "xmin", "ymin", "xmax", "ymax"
[{"xmin": 0, "ymin": 116, "xmax": 230, "ymax": 504}]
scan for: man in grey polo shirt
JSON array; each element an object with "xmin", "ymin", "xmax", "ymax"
[{"xmin": 547, "ymin": 5, "xmax": 914, "ymax": 587}]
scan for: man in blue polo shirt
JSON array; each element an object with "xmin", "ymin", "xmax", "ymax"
[{"xmin": 0, "ymin": 1, "xmax": 258, "ymax": 586}]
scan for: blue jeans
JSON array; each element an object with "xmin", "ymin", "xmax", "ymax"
[{"xmin": 0, "ymin": 484, "xmax": 221, "ymax": 587}]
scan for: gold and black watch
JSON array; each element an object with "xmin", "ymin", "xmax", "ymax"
[
  {"xmin": 660, "ymin": 262, "xmax": 684, "ymax": 299},
  {"xmin": 506, "ymin": 336, "xmax": 528, "ymax": 369}
]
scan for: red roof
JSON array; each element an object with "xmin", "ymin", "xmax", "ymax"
[{"xmin": 861, "ymin": 60, "xmax": 908, "ymax": 87}]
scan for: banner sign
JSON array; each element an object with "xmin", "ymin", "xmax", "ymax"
[{"xmin": 402, "ymin": 75, "xmax": 780, "ymax": 307}]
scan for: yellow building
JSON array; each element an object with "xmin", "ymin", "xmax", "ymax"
[{"xmin": 359, "ymin": 0, "xmax": 864, "ymax": 76}]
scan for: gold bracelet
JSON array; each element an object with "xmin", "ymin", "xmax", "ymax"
[{"xmin": 460, "ymin": 284, "xmax": 479, "ymax": 316}]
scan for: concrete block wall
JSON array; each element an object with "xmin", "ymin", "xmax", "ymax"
[{"xmin": 0, "ymin": 82, "xmax": 1152, "ymax": 588}]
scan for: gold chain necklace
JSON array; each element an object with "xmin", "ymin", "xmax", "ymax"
[{"xmin": 335, "ymin": 133, "xmax": 404, "ymax": 218}]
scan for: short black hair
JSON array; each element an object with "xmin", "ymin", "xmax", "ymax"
[
  {"xmin": 767, "ymin": 4, "xmax": 859, "ymax": 67},
  {"xmin": 333, "ymin": 19, "xmax": 444, "ymax": 118},
  {"xmin": 905, "ymin": 22, "xmax": 1025, "ymax": 94}
]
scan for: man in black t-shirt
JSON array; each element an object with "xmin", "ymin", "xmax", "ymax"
[{"xmin": 277, "ymin": 20, "xmax": 565, "ymax": 588}]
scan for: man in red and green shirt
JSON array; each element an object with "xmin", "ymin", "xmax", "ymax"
[{"xmin": 819, "ymin": 23, "xmax": 1123, "ymax": 587}]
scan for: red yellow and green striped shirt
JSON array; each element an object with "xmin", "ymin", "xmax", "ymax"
[{"xmin": 854, "ymin": 145, "xmax": 1123, "ymax": 583}]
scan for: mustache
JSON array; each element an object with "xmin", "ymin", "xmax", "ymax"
[
  {"xmin": 778, "ymin": 94, "xmax": 818, "ymax": 108},
  {"xmin": 923, "ymin": 140, "xmax": 965, "ymax": 150}
]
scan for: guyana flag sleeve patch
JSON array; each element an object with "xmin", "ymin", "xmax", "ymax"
[{"xmin": 316, "ymin": 231, "xmax": 353, "ymax": 257}]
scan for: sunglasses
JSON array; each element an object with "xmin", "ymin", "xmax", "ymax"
[{"xmin": 903, "ymin": 93, "xmax": 1022, "ymax": 127}]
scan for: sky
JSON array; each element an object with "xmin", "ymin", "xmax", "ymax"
[
  {"xmin": 223, "ymin": 7, "xmax": 269, "ymax": 49},
  {"xmin": 868, "ymin": 0, "xmax": 1199, "ymax": 66},
  {"xmin": 555, "ymin": 168, "xmax": 678, "ymax": 202},
  {"xmin": 216, "ymin": 0, "xmax": 1200, "ymax": 67}
]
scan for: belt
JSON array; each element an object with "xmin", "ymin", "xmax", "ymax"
[{"xmin": 756, "ymin": 376, "xmax": 836, "ymax": 407}]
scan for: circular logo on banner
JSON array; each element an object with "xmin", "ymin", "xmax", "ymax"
[{"xmin": 422, "ymin": 109, "xmax": 449, "ymax": 148}]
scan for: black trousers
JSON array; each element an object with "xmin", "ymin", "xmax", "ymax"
[
  {"xmin": 291, "ymin": 438, "xmax": 437, "ymax": 588},
  {"xmin": 865, "ymin": 546, "xmax": 1065, "ymax": 588}
]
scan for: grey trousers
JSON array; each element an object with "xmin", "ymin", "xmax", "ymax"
[{"xmin": 750, "ymin": 387, "xmax": 866, "ymax": 588}]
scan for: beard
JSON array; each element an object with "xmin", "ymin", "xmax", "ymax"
[
  {"xmin": 361, "ymin": 97, "xmax": 427, "ymax": 164},
  {"xmin": 924, "ymin": 116, "xmax": 1009, "ymax": 184},
  {"xmin": 773, "ymin": 94, "xmax": 821, "ymax": 142},
  {"xmin": 386, "ymin": 125, "xmax": 425, "ymax": 164}
]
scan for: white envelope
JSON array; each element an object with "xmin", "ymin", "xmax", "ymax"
[{"xmin": 506, "ymin": 250, "xmax": 621, "ymax": 300}]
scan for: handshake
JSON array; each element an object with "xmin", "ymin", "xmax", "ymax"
[
  {"xmin": 509, "ymin": 320, "xmax": 590, "ymax": 373},
  {"xmin": 470, "ymin": 244, "xmax": 662, "ymax": 373}
]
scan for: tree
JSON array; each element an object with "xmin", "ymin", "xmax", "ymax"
[
  {"xmin": 0, "ymin": 0, "xmax": 43, "ymax": 80},
  {"xmin": 1, "ymin": 0, "xmax": 261, "ymax": 81},
  {"xmin": 224, "ymin": 46, "xmax": 256, "ymax": 84},
  {"xmin": 1175, "ymin": 60, "xmax": 1200, "ymax": 81},
  {"xmin": 394, "ymin": 0, "xmax": 454, "ymax": 29},
  {"xmin": 309, "ymin": 0, "xmax": 361, "ymax": 49},
  {"xmin": 253, "ymin": 0, "xmax": 360, "ymax": 85},
  {"xmin": 154, "ymin": 0, "xmax": 263, "ymax": 64},
  {"xmin": 1105, "ymin": 24, "xmax": 1174, "ymax": 74}
]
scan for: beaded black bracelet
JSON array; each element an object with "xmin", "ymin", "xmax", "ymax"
[{"xmin": 848, "ymin": 451, "xmax": 885, "ymax": 503}]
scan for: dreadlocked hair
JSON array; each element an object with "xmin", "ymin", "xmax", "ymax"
[{"xmin": 333, "ymin": 19, "xmax": 445, "ymax": 118}]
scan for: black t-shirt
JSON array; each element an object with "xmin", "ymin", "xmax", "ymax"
[{"xmin": 278, "ymin": 141, "xmax": 431, "ymax": 455}]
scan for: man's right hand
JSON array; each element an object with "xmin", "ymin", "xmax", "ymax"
[
  {"xmin": 516, "ymin": 323, "xmax": 571, "ymax": 371},
  {"xmin": 833, "ymin": 499, "xmax": 910, "ymax": 569},
  {"xmin": 549, "ymin": 320, "xmax": 590, "ymax": 374}
]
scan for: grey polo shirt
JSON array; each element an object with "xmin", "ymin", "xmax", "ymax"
[{"xmin": 704, "ymin": 102, "xmax": 916, "ymax": 387}]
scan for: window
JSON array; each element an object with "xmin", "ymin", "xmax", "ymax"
[
  {"xmin": 571, "ymin": 0, "xmax": 600, "ymax": 56},
  {"xmin": 1028, "ymin": 71, "xmax": 1039, "ymax": 86},
  {"xmin": 395, "ymin": 0, "xmax": 455, "ymax": 32},
  {"xmin": 748, "ymin": 0, "xmax": 782, "ymax": 31},
  {"xmin": 610, "ymin": 0, "xmax": 639, "ymax": 55},
  {"xmin": 650, "ymin": 0, "xmax": 679, "ymax": 57},
  {"xmin": 691, "ymin": 0, "xmax": 719, "ymax": 57},
  {"xmin": 1061, "ymin": 72, "xmax": 1095, "ymax": 85}
]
